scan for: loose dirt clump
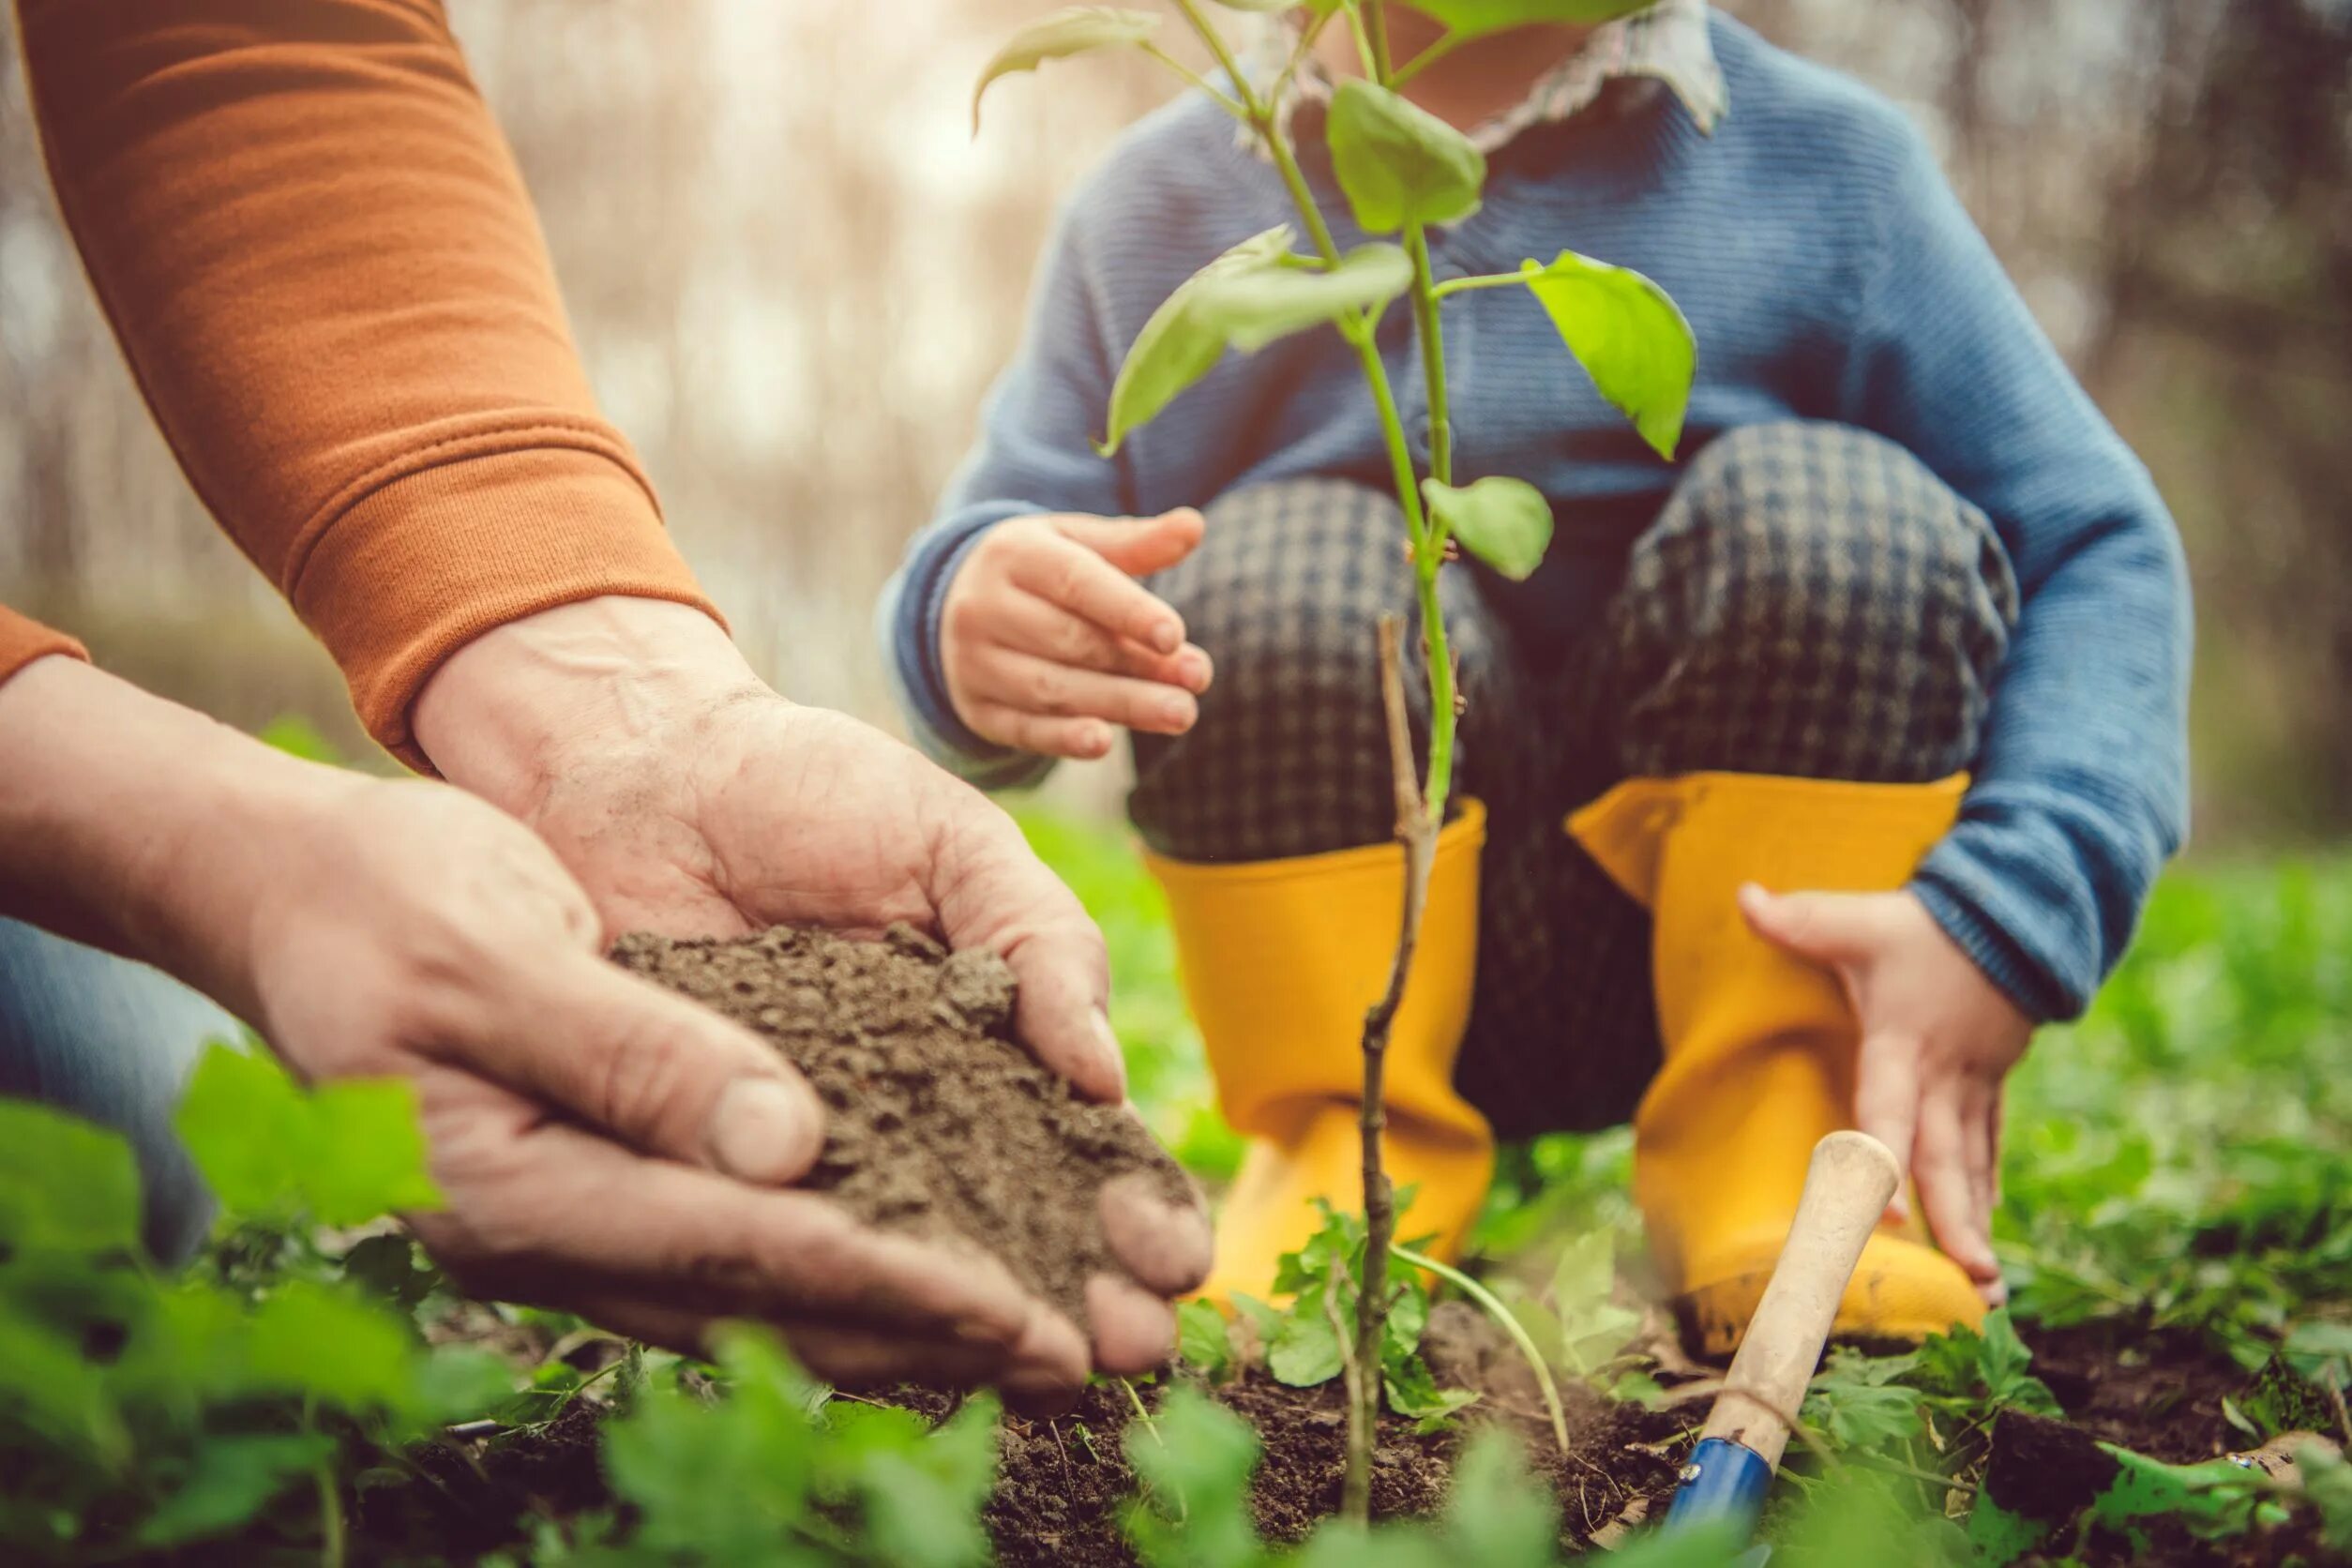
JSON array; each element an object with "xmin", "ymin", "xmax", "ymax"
[{"xmin": 611, "ymin": 924, "xmax": 1194, "ymax": 1323}]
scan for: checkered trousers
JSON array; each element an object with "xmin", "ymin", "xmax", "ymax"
[{"xmin": 1126, "ymin": 422, "xmax": 2021, "ymax": 1138}]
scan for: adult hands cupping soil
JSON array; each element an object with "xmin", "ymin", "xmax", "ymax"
[
  {"xmin": 0, "ymin": 655, "xmax": 1112, "ymax": 1399},
  {"xmin": 412, "ymin": 595, "xmax": 1212, "ymax": 1380}
]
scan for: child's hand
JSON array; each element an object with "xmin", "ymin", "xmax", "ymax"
[
  {"xmin": 940, "ymin": 510, "xmax": 1214, "ymax": 760},
  {"xmin": 1737, "ymin": 884, "xmax": 2033, "ymax": 1306}
]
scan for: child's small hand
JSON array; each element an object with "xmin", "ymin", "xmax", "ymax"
[
  {"xmin": 1738, "ymin": 884, "xmax": 2033, "ymax": 1306},
  {"xmin": 941, "ymin": 510, "xmax": 1214, "ymax": 760}
]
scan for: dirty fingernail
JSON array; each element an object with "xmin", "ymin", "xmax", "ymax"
[{"xmin": 708, "ymin": 1078, "xmax": 823, "ymax": 1184}]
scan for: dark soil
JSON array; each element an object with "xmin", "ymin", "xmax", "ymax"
[
  {"xmin": 611, "ymin": 923, "xmax": 1195, "ymax": 1322},
  {"xmin": 1984, "ymin": 1325, "xmax": 2350, "ymax": 1567},
  {"xmin": 889, "ymin": 1304, "xmax": 1688, "ymax": 1568},
  {"xmin": 2024, "ymin": 1319, "xmax": 2255, "ymax": 1462}
]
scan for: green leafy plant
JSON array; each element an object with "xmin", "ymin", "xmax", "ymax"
[
  {"xmin": 972, "ymin": 0, "xmax": 1695, "ymax": 1520},
  {"xmin": 581, "ymin": 1328, "xmax": 1002, "ymax": 1567},
  {"xmin": 0, "ymin": 1041, "xmax": 506, "ymax": 1564},
  {"xmin": 1221, "ymin": 1201, "xmax": 1480, "ymax": 1429}
]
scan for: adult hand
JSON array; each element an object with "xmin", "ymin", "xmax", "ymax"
[
  {"xmin": 1738, "ymin": 883, "xmax": 2030, "ymax": 1305},
  {"xmin": 939, "ymin": 510, "xmax": 1214, "ymax": 760},
  {"xmin": 412, "ymin": 596, "xmax": 1212, "ymax": 1371},
  {"xmin": 0, "ymin": 656, "xmax": 1105, "ymax": 1400}
]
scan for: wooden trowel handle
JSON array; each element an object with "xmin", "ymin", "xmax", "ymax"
[{"xmin": 1697, "ymin": 1130, "xmax": 1902, "ymax": 1469}]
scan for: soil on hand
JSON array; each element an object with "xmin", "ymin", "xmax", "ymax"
[{"xmin": 611, "ymin": 923, "xmax": 1194, "ymax": 1324}]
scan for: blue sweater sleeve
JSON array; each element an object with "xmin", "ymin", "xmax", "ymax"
[
  {"xmin": 1842, "ymin": 125, "xmax": 2193, "ymax": 1021},
  {"xmin": 878, "ymin": 190, "xmax": 1133, "ymax": 788}
]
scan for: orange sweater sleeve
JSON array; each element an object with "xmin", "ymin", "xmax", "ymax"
[
  {"xmin": 16, "ymin": 0, "xmax": 721, "ymax": 767},
  {"xmin": 0, "ymin": 606, "xmax": 88, "ymax": 687}
]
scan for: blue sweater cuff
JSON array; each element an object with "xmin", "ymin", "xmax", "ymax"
[
  {"xmin": 882, "ymin": 503, "xmax": 1059, "ymax": 789},
  {"xmin": 1908, "ymin": 870, "xmax": 2081, "ymax": 1025}
]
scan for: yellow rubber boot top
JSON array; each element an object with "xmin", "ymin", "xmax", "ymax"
[
  {"xmin": 1144, "ymin": 806, "xmax": 1495, "ymax": 1304},
  {"xmin": 1571, "ymin": 773, "xmax": 1986, "ymax": 1353}
]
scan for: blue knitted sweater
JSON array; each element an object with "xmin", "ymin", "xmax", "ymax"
[{"xmin": 880, "ymin": 12, "xmax": 2191, "ymax": 1023}]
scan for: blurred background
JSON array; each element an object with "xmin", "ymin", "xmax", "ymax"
[{"xmin": 3, "ymin": 0, "xmax": 2348, "ymax": 846}]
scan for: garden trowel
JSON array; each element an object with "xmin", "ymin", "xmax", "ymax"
[{"xmin": 1661, "ymin": 1129, "xmax": 1906, "ymax": 1560}]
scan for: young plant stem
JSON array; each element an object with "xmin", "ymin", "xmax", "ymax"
[
  {"xmin": 1392, "ymin": 1243, "xmax": 1572, "ymax": 1456},
  {"xmin": 1164, "ymin": 0, "xmax": 1463, "ymax": 1528},
  {"xmin": 1342, "ymin": 616, "xmax": 1436, "ymax": 1522}
]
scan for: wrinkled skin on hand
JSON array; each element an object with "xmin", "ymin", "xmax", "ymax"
[{"xmin": 414, "ymin": 597, "xmax": 1212, "ymax": 1386}]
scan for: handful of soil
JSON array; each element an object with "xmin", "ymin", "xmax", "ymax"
[{"xmin": 611, "ymin": 924, "xmax": 1194, "ymax": 1324}]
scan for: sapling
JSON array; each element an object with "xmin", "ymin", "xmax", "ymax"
[{"xmin": 974, "ymin": 0, "xmax": 1696, "ymax": 1523}]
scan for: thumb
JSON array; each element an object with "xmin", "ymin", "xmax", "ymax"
[
  {"xmin": 1738, "ymin": 883, "xmax": 1889, "ymax": 968},
  {"xmin": 922, "ymin": 782, "xmax": 1124, "ymax": 1103},
  {"xmin": 466, "ymin": 949, "xmax": 827, "ymax": 1184},
  {"xmin": 1056, "ymin": 509, "xmax": 1205, "ymax": 578}
]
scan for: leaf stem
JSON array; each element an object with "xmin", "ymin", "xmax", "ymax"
[
  {"xmin": 1387, "ymin": 27, "xmax": 1470, "ymax": 89},
  {"xmin": 314, "ymin": 1461, "xmax": 347, "ymax": 1568},
  {"xmin": 1393, "ymin": 1243, "xmax": 1571, "ymax": 1455},
  {"xmin": 1139, "ymin": 40, "xmax": 1249, "ymax": 119},
  {"xmin": 1430, "ymin": 269, "xmax": 1531, "ymax": 300}
]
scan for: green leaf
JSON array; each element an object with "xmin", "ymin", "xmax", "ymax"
[
  {"xmin": 306, "ymin": 1080, "xmax": 443, "ymax": 1224},
  {"xmin": 1382, "ymin": 1352, "xmax": 1478, "ymax": 1425},
  {"xmin": 0, "ymin": 1100, "xmax": 141, "ymax": 1257},
  {"xmin": 972, "ymin": 8, "xmax": 1160, "ymax": 131},
  {"xmin": 244, "ymin": 1282, "xmax": 417, "ymax": 1413},
  {"xmin": 1266, "ymin": 1287, "xmax": 1346, "ymax": 1388},
  {"xmin": 1101, "ymin": 230, "xmax": 1410, "ymax": 455},
  {"xmin": 174, "ymin": 1040, "xmax": 442, "ymax": 1229},
  {"xmin": 1423, "ymin": 476, "xmax": 1553, "ymax": 580},
  {"xmin": 853, "ymin": 1395, "xmax": 1001, "ymax": 1568},
  {"xmin": 1518, "ymin": 249, "xmax": 1696, "ymax": 460},
  {"xmin": 1326, "ymin": 79, "xmax": 1485, "ymax": 234},
  {"xmin": 1965, "ymin": 1496, "xmax": 2052, "ymax": 1568},
  {"xmin": 135, "ymin": 1434, "xmax": 332, "ymax": 1547},
  {"xmin": 1414, "ymin": 0, "xmax": 1659, "ymax": 40},
  {"xmin": 1178, "ymin": 1298, "xmax": 1234, "ymax": 1383},
  {"xmin": 1123, "ymin": 1387, "xmax": 1266, "ymax": 1568},
  {"xmin": 1441, "ymin": 1431, "xmax": 1557, "ymax": 1566},
  {"xmin": 605, "ymin": 1328, "xmax": 820, "ymax": 1559},
  {"xmin": 174, "ymin": 1038, "xmax": 305, "ymax": 1219}
]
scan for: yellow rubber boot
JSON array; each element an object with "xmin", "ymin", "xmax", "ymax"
[
  {"xmin": 1143, "ymin": 804, "xmax": 1495, "ymax": 1304},
  {"xmin": 1570, "ymin": 773, "xmax": 1986, "ymax": 1355}
]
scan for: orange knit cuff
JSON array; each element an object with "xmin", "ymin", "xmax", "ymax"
[
  {"xmin": 286, "ymin": 442, "xmax": 724, "ymax": 772},
  {"xmin": 0, "ymin": 606, "xmax": 90, "ymax": 688}
]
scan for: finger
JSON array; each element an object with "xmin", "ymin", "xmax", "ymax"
[
  {"xmin": 961, "ymin": 701, "xmax": 1117, "ymax": 761},
  {"xmin": 1011, "ymin": 535, "xmax": 1186, "ymax": 654},
  {"xmin": 1852, "ymin": 1030, "xmax": 1922, "ymax": 1224},
  {"xmin": 1965, "ymin": 1086, "xmax": 2008, "ymax": 1305},
  {"xmin": 1097, "ymin": 1170, "xmax": 1213, "ymax": 1297},
  {"xmin": 430, "ymin": 1113, "xmax": 1047, "ymax": 1343},
  {"xmin": 1052, "ymin": 508, "xmax": 1207, "ymax": 579},
  {"xmin": 1738, "ymin": 885, "xmax": 1891, "ymax": 968},
  {"xmin": 1915, "ymin": 1094, "xmax": 2000, "ymax": 1287},
  {"xmin": 553, "ymin": 1300, "xmax": 1078, "ymax": 1405},
  {"xmin": 1085, "ymin": 1273, "xmax": 1179, "ymax": 1377},
  {"xmin": 457, "ymin": 950, "xmax": 825, "ymax": 1184},
  {"xmin": 966, "ymin": 646, "xmax": 1198, "ymax": 735},
  {"xmin": 992, "ymin": 591, "xmax": 1214, "ymax": 693},
  {"xmin": 917, "ymin": 789, "xmax": 1123, "ymax": 1102}
]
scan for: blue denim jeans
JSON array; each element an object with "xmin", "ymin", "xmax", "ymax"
[{"xmin": 0, "ymin": 918, "xmax": 234, "ymax": 1262}]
